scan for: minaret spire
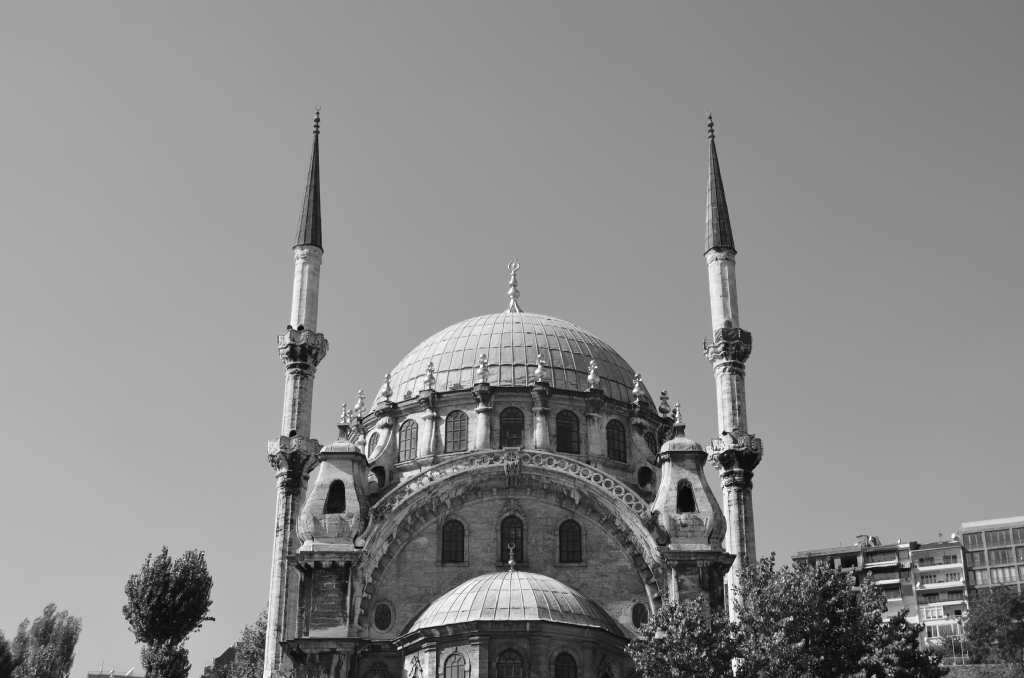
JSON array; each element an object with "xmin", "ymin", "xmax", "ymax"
[
  {"xmin": 295, "ymin": 109, "xmax": 322, "ymax": 250},
  {"xmin": 700, "ymin": 115, "xmax": 763, "ymax": 621}
]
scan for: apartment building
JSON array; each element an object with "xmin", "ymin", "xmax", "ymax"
[
  {"xmin": 910, "ymin": 540, "xmax": 968, "ymax": 642},
  {"xmin": 960, "ymin": 516, "xmax": 1024, "ymax": 593}
]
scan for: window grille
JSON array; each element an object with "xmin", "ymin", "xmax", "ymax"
[
  {"xmin": 445, "ymin": 410, "xmax": 469, "ymax": 453},
  {"xmin": 499, "ymin": 408, "xmax": 524, "ymax": 448},
  {"xmin": 444, "ymin": 655, "xmax": 466, "ymax": 678},
  {"xmin": 441, "ymin": 520, "xmax": 465, "ymax": 563},
  {"xmin": 606, "ymin": 420, "xmax": 627, "ymax": 462},
  {"xmin": 399, "ymin": 420, "xmax": 418, "ymax": 461},
  {"xmin": 496, "ymin": 650, "xmax": 523, "ymax": 678},
  {"xmin": 556, "ymin": 411, "xmax": 580, "ymax": 453},
  {"xmin": 559, "ymin": 520, "xmax": 582, "ymax": 563},
  {"xmin": 553, "ymin": 654, "xmax": 577, "ymax": 678},
  {"xmin": 644, "ymin": 431, "xmax": 659, "ymax": 454},
  {"xmin": 501, "ymin": 516, "xmax": 524, "ymax": 563}
]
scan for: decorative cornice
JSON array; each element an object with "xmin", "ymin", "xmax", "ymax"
[
  {"xmin": 267, "ymin": 435, "xmax": 321, "ymax": 494},
  {"xmin": 703, "ymin": 326, "xmax": 752, "ymax": 365},
  {"xmin": 708, "ymin": 428, "xmax": 763, "ymax": 485},
  {"xmin": 278, "ymin": 327, "xmax": 329, "ymax": 369},
  {"xmin": 293, "ymin": 247, "xmax": 323, "ymax": 264}
]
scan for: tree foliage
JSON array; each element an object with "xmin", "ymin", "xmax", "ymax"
[
  {"xmin": 3, "ymin": 604, "xmax": 82, "ymax": 678},
  {"xmin": 207, "ymin": 610, "xmax": 267, "ymax": 678},
  {"xmin": 123, "ymin": 546, "xmax": 214, "ymax": 678},
  {"xmin": 964, "ymin": 586, "xmax": 1024, "ymax": 669},
  {"xmin": 862, "ymin": 609, "xmax": 946, "ymax": 678},
  {"xmin": 626, "ymin": 597, "xmax": 734, "ymax": 678}
]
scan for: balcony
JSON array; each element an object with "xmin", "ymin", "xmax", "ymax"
[
  {"xmin": 917, "ymin": 580, "xmax": 965, "ymax": 591},
  {"xmin": 917, "ymin": 562, "xmax": 964, "ymax": 572},
  {"xmin": 874, "ymin": 577, "xmax": 901, "ymax": 586},
  {"xmin": 864, "ymin": 558, "xmax": 900, "ymax": 568}
]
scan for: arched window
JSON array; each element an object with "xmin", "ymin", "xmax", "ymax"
[
  {"xmin": 367, "ymin": 431, "xmax": 380, "ymax": 455},
  {"xmin": 324, "ymin": 480, "xmax": 346, "ymax": 513},
  {"xmin": 399, "ymin": 420, "xmax": 418, "ymax": 461},
  {"xmin": 677, "ymin": 481, "xmax": 697, "ymax": 513},
  {"xmin": 631, "ymin": 602, "xmax": 649, "ymax": 628},
  {"xmin": 373, "ymin": 603, "xmax": 392, "ymax": 632},
  {"xmin": 556, "ymin": 411, "xmax": 580, "ymax": 454},
  {"xmin": 441, "ymin": 520, "xmax": 465, "ymax": 563},
  {"xmin": 553, "ymin": 653, "xmax": 577, "ymax": 678},
  {"xmin": 496, "ymin": 650, "xmax": 524, "ymax": 678},
  {"xmin": 644, "ymin": 431, "xmax": 659, "ymax": 455},
  {"xmin": 606, "ymin": 420, "xmax": 627, "ymax": 462},
  {"xmin": 444, "ymin": 410, "xmax": 469, "ymax": 453},
  {"xmin": 501, "ymin": 515, "xmax": 524, "ymax": 564},
  {"xmin": 444, "ymin": 654, "xmax": 466, "ymax": 678},
  {"xmin": 559, "ymin": 520, "xmax": 582, "ymax": 563},
  {"xmin": 499, "ymin": 407, "xmax": 524, "ymax": 448}
]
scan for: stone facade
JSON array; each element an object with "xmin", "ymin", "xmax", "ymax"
[{"xmin": 262, "ymin": 114, "xmax": 757, "ymax": 678}]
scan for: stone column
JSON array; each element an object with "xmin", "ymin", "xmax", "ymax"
[
  {"xmin": 584, "ymin": 389, "xmax": 604, "ymax": 463},
  {"xmin": 531, "ymin": 382, "xmax": 551, "ymax": 450},
  {"xmin": 473, "ymin": 383, "xmax": 493, "ymax": 450},
  {"xmin": 265, "ymin": 435, "xmax": 319, "ymax": 678},
  {"xmin": 418, "ymin": 390, "xmax": 439, "ymax": 459}
]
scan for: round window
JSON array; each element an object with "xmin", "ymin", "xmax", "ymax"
[
  {"xmin": 631, "ymin": 602, "xmax": 649, "ymax": 628},
  {"xmin": 373, "ymin": 603, "xmax": 393, "ymax": 631}
]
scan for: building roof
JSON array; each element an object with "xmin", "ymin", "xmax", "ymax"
[
  {"xmin": 705, "ymin": 114, "xmax": 736, "ymax": 255},
  {"xmin": 373, "ymin": 312, "xmax": 651, "ymax": 406},
  {"xmin": 961, "ymin": 515, "xmax": 1024, "ymax": 529},
  {"xmin": 406, "ymin": 570, "xmax": 621, "ymax": 635},
  {"xmin": 294, "ymin": 111, "xmax": 322, "ymax": 250}
]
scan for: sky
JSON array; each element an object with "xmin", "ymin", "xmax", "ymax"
[{"xmin": 1, "ymin": 2, "xmax": 1022, "ymax": 676}]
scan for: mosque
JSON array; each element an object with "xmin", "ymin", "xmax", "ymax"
[{"xmin": 263, "ymin": 112, "xmax": 763, "ymax": 678}]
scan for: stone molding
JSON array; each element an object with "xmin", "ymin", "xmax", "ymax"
[
  {"xmin": 705, "ymin": 249, "xmax": 736, "ymax": 265},
  {"xmin": 293, "ymin": 247, "xmax": 324, "ymax": 264},
  {"xmin": 268, "ymin": 435, "xmax": 321, "ymax": 494},
  {"xmin": 279, "ymin": 327, "xmax": 329, "ymax": 368},
  {"xmin": 703, "ymin": 327, "xmax": 752, "ymax": 366},
  {"xmin": 708, "ymin": 428, "xmax": 763, "ymax": 487}
]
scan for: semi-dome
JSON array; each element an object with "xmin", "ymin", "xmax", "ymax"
[
  {"xmin": 374, "ymin": 312, "xmax": 650, "ymax": 406},
  {"xmin": 406, "ymin": 570, "xmax": 621, "ymax": 635}
]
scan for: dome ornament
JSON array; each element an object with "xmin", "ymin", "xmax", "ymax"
[
  {"xmin": 476, "ymin": 354, "xmax": 490, "ymax": 385},
  {"xmin": 508, "ymin": 542, "xmax": 517, "ymax": 571},
  {"xmin": 381, "ymin": 373, "xmax": 393, "ymax": 402},
  {"xmin": 534, "ymin": 352, "xmax": 548, "ymax": 383},
  {"xmin": 353, "ymin": 390, "xmax": 366, "ymax": 419},
  {"xmin": 424, "ymin": 361, "xmax": 436, "ymax": 390},
  {"xmin": 587, "ymin": 360, "xmax": 601, "ymax": 389},
  {"xmin": 506, "ymin": 260, "xmax": 523, "ymax": 313},
  {"xmin": 659, "ymin": 390, "xmax": 672, "ymax": 416}
]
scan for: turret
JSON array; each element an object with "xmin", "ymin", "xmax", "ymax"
[{"xmin": 701, "ymin": 114, "xmax": 763, "ymax": 620}]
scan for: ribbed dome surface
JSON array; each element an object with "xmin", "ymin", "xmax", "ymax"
[
  {"xmin": 374, "ymin": 312, "xmax": 649, "ymax": 406},
  {"xmin": 406, "ymin": 570, "xmax": 621, "ymax": 634}
]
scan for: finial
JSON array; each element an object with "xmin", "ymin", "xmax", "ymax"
[
  {"xmin": 507, "ymin": 542, "xmax": 516, "ymax": 571},
  {"xmin": 506, "ymin": 260, "xmax": 523, "ymax": 312},
  {"xmin": 382, "ymin": 373, "xmax": 393, "ymax": 401},
  {"xmin": 354, "ymin": 390, "xmax": 366, "ymax": 419},
  {"xmin": 707, "ymin": 111, "xmax": 714, "ymax": 140},
  {"xmin": 534, "ymin": 352, "xmax": 548, "ymax": 382},
  {"xmin": 673, "ymin": 403, "xmax": 685, "ymax": 431},
  {"xmin": 314, "ymin": 108, "xmax": 321, "ymax": 135},
  {"xmin": 424, "ymin": 361, "xmax": 436, "ymax": 390},
  {"xmin": 339, "ymin": 404, "xmax": 350, "ymax": 428},
  {"xmin": 659, "ymin": 390, "xmax": 672, "ymax": 416},
  {"xmin": 587, "ymin": 360, "xmax": 601, "ymax": 388},
  {"xmin": 632, "ymin": 374, "xmax": 644, "ymax": 405},
  {"xmin": 476, "ymin": 354, "xmax": 490, "ymax": 384}
]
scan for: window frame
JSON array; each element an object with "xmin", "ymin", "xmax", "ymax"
[
  {"xmin": 443, "ymin": 652, "xmax": 467, "ymax": 678},
  {"xmin": 606, "ymin": 419, "xmax": 627, "ymax": 463},
  {"xmin": 371, "ymin": 600, "xmax": 395, "ymax": 633},
  {"xmin": 440, "ymin": 519, "xmax": 467, "ymax": 565},
  {"xmin": 643, "ymin": 431, "xmax": 659, "ymax": 455},
  {"xmin": 499, "ymin": 407, "xmax": 525, "ymax": 449},
  {"xmin": 676, "ymin": 480, "xmax": 697, "ymax": 513},
  {"xmin": 555, "ymin": 410, "xmax": 581, "ymax": 454},
  {"xmin": 557, "ymin": 519, "xmax": 584, "ymax": 565},
  {"xmin": 553, "ymin": 653, "xmax": 577, "ymax": 678},
  {"xmin": 324, "ymin": 480, "xmax": 346, "ymax": 514},
  {"xmin": 631, "ymin": 601, "xmax": 650, "ymax": 629},
  {"xmin": 444, "ymin": 410, "xmax": 469, "ymax": 454},
  {"xmin": 437, "ymin": 516, "xmax": 469, "ymax": 567},
  {"xmin": 495, "ymin": 649, "xmax": 525, "ymax": 678},
  {"xmin": 398, "ymin": 419, "xmax": 418, "ymax": 461},
  {"xmin": 499, "ymin": 515, "xmax": 526, "ymax": 566}
]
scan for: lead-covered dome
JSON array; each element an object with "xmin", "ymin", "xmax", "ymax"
[
  {"xmin": 374, "ymin": 312, "xmax": 650, "ymax": 406},
  {"xmin": 406, "ymin": 570, "xmax": 621, "ymax": 635}
]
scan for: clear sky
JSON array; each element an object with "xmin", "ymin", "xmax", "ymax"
[{"xmin": 1, "ymin": 2, "xmax": 1022, "ymax": 676}]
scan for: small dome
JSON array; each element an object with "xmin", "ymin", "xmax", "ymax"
[
  {"xmin": 375, "ymin": 313, "xmax": 650, "ymax": 406},
  {"xmin": 406, "ymin": 570, "xmax": 621, "ymax": 635}
]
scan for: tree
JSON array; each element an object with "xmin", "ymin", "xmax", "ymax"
[
  {"xmin": 0, "ymin": 631, "xmax": 19, "ymax": 678},
  {"xmin": 626, "ymin": 597, "xmax": 734, "ymax": 678},
  {"xmin": 207, "ymin": 610, "xmax": 267, "ymax": 678},
  {"xmin": 123, "ymin": 547, "xmax": 214, "ymax": 678},
  {"xmin": 7, "ymin": 604, "xmax": 82, "ymax": 678},
  {"xmin": 862, "ymin": 609, "xmax": 946, "ymax": 678},
  {"xmin": 964, "ymin": 586, "xmax": 1024, "ymax": 670}
]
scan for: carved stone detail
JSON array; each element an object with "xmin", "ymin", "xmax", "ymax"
[
  {"xmin": 278, "ymin": 327, "xmax": 329, "ymax": 368},
  {"xmin": 708, "ymin": 428, "xmax": 763, "ymax": 488},
  {"xmin": 293, "ymin": 247, "xmax": 323, "ymax": 264},
  {"xmin": 268, "ymin": 435, "xmax": 321, "ymax": 495},
  {"xmin": 502, "ymin": 449, "xmax": 522, "ymax": 487},
  {"xmin": 703, "ymin": 327, "xmax": 752, "ymax": 365}
]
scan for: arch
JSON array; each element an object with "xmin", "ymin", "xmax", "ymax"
[
  {"xmin": 637, "ymin": 467, "xmax": 654, "ymax": 489},
  {"xmin": 399, "ymin": 420, "xmax": 418, "ymax": 461},
  {"xmin": 441, "ymin": 519, "xmax": 465, "ymax": 563},
  {"xmin": 496, "ymin": 650, "xmax": 524, "ymax": 678},
  {"xmin": 555, "ymin": 411, "xmax": 580, "ymax": 454},
  {"xmin": 501, "ymin": 515, "xmax": 524, "ymax": 564},
  {"xmin": 499, "ymin": 407, "xmax": 524, "ymax": 448},
  {"xmin": 370, "ymin": 467, "xmax": 387, "ymax": 492},
  {"xmin": 443, "ymin": 653, "xmax": 466, "ymax": 678},
  {"xmin": 606, "ymin": 420, "xmax": 627, "ymax": 462},
  {"xmin": 324, "ymin": 480, "xmax": 345, "ymax": 513},
  {"xmin": 444, "ymin": 410, "xmax": 469, "ymax": 453},
  {"xmin": 643, "ymin": 431, "xmax": 659, "ymax": 455},
  {"xmin": 559, "ymin": 519, "xmax": 583, "ymax": 563},
  {"xmin": 676, "ymin": 481, "xmax": 696, "ymax": 513},
  {"xmin": 553, "ymin": 653, "xmax": 577, "ymax": 678}
]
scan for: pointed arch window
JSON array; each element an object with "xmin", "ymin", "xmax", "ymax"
[
  {"xmin": 554, "ymin": 654, "xmax": 577, "ymax": 678},
  {"xmin": 399, "ymin": 420, "xmax": 418, "ymax": 461},
  {"xmin": 559, "ymin": 520, "xmax": 583, "ymax": 563},
  {"xmin": 441, "ymin": 520, "xmax": 465, "ymax": 563},
  {"xmin": 496, "ymin": 650, "xmax": 524, "ymax": 678},
  {"xmin": 445, "ymin": 410, "xmax": 469, "ymax": 453},
  {"xmin": 606, "ymin": 420, "xmax": 627, "ymax": 462},
  {"xmin": 444, "ymin": 654, "xmax": 466, "ymax": 678},
  {"xmin": 501, "ymin": 515, "xmax": 524, "ymax": 564},
  {"xmin": 499, "ymin": 407, "xmax": 524, "ymax": 448},
  {"xmin": 556, "ymin": 411, "xmax": 580, "ymax": 454},
  {"xmin": 677, "ymin": 481, "xmax": 697, "ymax": 513},
  {"xmin": 324, "ymin": 480, "xmax": 345, "ymax": 514}
]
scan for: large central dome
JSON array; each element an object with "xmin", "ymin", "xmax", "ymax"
[
  {"xmin": 405, "ymin": 570, "xmax": 621, "ymax": 635},
  {"xmin": 374, "ymin": 312, "xmax": 650, "ymax": 406}
]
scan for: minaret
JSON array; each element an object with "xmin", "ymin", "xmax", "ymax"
[
  {"xmin": 702, "ymin": 114, "xmax": 763, "ymax": 619},
  {"xmin": 265, "ymin": 110, "xmax": 329, "ymax": 678}
]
